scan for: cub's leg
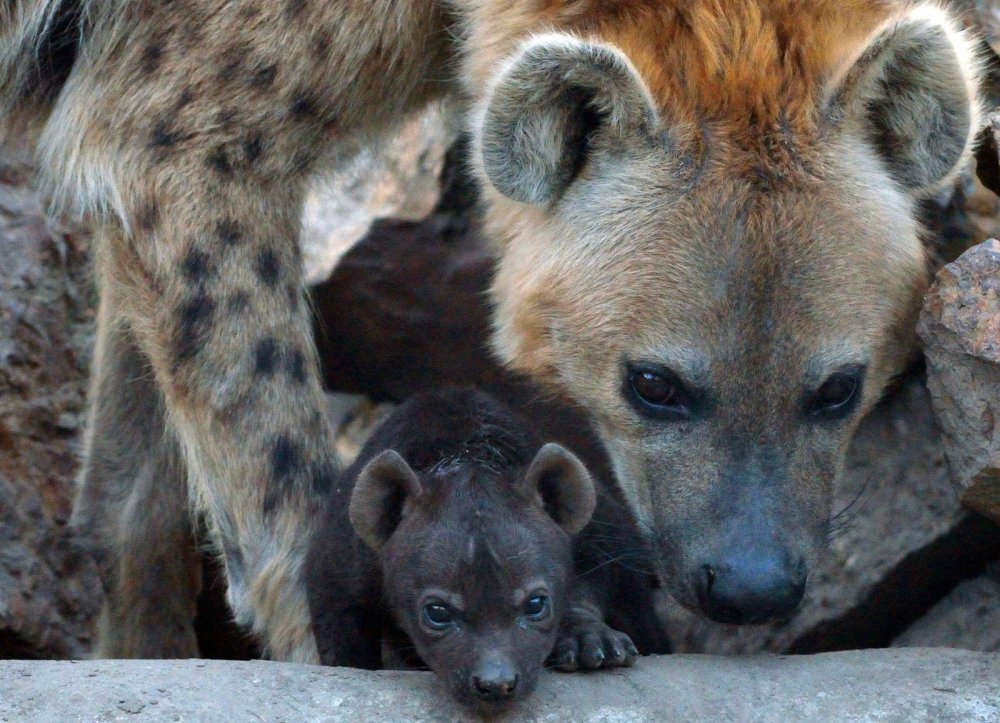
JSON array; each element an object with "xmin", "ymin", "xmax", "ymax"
[{"xmin": 72, "ymin": 262, "xmax": 201, "ymax": 658}]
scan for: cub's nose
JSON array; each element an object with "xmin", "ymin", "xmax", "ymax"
[
  {"xmin": 696, "ymin": 550, "xmax": 806, "ymax": 624},
  {"xmin": 470, "ymin": 660, "xmax": 520, "ymax": 701}
]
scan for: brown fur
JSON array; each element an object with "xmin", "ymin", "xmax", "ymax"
[{"xmin": 0, "ymin": 0, "xmax": 980, "ymax": 656}]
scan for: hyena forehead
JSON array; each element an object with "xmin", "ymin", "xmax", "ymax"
[
  {"xmin": 482, "ymin": 3, "xmax": 977, "ymax": 390},
  {"xmin": 492, "ymin": 147, "xmax": 927, "ymax": 390},
  {"xmin": 386, "ymin": 492, "xmax": 571, "ymax": 617}
]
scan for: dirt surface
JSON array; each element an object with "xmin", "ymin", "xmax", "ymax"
[{"xmin": 1, "ymin": 650, "xmax": 998, "ymax": 722}]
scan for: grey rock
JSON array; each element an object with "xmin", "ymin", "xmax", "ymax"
[
  {"xmin": 894, "ymin": 566, "xmax": 1000, "ymax": 652},
  {"xmin": 917, "ymin": 239, "xmax": 1000, "ymax": 526},
  {"xmin": 1, "ymin": 651, "xmax": 998, "ymax": 722}
]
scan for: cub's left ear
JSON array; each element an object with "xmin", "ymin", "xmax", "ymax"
[
  {"xmin": 520, "ymin": 443, "xmax": 596, "ymax": 534},
  {"xmin": 476, "ymin": 33, "xmax": 658, "ymax": 205},
  {"xmin": 829, "ymin": 3, "xmax": 982, "ymax": 194}
]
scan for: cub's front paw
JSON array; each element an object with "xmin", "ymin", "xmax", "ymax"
[{"xmin": 549, "ymin": 620, "xmax": 638, "ymax": 672}]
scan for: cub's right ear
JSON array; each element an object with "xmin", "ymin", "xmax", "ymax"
[
  {"xmin": 476, "ymin": 33, "xmax": 658, "ymax": 205},
  {"xmin": 521, "ymin": 443, "xmax": 596, "ymax": 535},
  {"xmin": 349, "ymin": 450, "xmax": 423, "ymax": 552}
]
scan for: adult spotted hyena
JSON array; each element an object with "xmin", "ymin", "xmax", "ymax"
[{"xmin": 0, "ymin": 0, "xmax": 980, "ymax": 659}]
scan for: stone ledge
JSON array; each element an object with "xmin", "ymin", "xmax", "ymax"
[{"xmin": 1, "ymin": 650, "xmax": 998, "ymax": 722}]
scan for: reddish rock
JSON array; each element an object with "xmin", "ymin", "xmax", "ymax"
[
  {"xmin": 0, "ymin": 154, "xmax": 101, "ymax": 658},
  {"xmin": 917, "ymin": 239, "xmax": 1000, "ymax": 525}
]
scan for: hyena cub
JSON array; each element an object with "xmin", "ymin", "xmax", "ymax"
[{"xmin": 306, "ymin": 387, "xmax": 597, "ymax": 708}]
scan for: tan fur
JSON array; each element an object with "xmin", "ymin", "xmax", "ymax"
[{"xmin": 0, "ymin": 0, "xmax": 980, "ymax": 656}]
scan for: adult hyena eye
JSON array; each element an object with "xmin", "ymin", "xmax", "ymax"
[
  {"xmin": 625, "ymin": 365, "xmax": 691, "ymax": 420},
  {"xmin": 807, "ymin": 366, "xmax": 865, "ymax": 419},
  {"xmin": 422, "ymin": 603, "xmax": 455, "ymax": 630},
  {"xmin": 523, "ymin": 595, "xmax": 550, "ymax": 620}
]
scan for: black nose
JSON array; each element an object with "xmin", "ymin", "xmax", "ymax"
[
  {"xmin": 471, "ymin": 661, "xmax": 519, "ymax": 701},
  {"xmin": 696, "ymin": 551, "xmax": 806, "ymax": 624}
]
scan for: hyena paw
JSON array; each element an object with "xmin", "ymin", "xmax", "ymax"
[{"xmin": 548, "ymin": 620, "xmax": 638, "ymax": 672}]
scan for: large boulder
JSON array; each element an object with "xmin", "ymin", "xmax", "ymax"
[{"xmin": 917, "ymin": 239, "xmax": 1000, "ymax": 526}]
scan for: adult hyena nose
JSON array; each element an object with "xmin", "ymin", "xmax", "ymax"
[
  {"xmin": 695, "ymin": 549, "xmax": 806, "ymax": 624},
  {"xmin": 470, "ymin": 660, "xmax": 520, "ymax": 701}
]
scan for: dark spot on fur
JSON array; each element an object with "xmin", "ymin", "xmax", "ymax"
[
  {"xmin": 289, "ymin": 90, "xmax": 320, "ymax": 119},
  {"xmin": 254, "ymin": 337, "xmax": 280, "ymax": 377},
  {"xmin": 285, "ymin": 0, "xmax": 306, "ymax": 21},
  {"xmin": 176, "ymin": 292, "xmax": 216, "ymax": 362},
  {"xmin": 140, "ymin": 45, "xmax": 163, "ymax": 77},
  {"xmin": 227, "ymin": 290, "xmax": 251, "ymax": 314},
  {"xmin": 206, "ymin": 145, "xmax": 233, "ymax": 175},
  {"xmin": 270, "ymin": 435, "xmax": 302, "ymax": 485},
  {"xmin": 249, "ymin": 63, "xmax": 277, "ymax": 89},
  {"xmin": 255, "ymin": 249, "xmax": 281, "ymax": 287},
  {"xmin": 175, "ymin": 87, "xmax": 195, "ymax": 110},
  {"xmin": 216, "ymin": 219, "xmax": 242, "ymax": 246},
  {"xmin": 287, "ymin": 348, "xmax": 306, "ymax": 384},
  {"xmin": 138, "ymin": 201, "xmax": 159, "ymax": 232},
  {"xmin": 149, "ymin": 119, "xmax": 193, "ymax": 151},
  {"xmin": 310, "ymin": 461, "xmax": 336, "ymax": 496},
  {"xmin": 312, "ymin": 31, "xmax": 331, "ymax": 57},
  {"xmin": 181, "ymin": 248, "xmax": 214, "ymax": 283},
  {"xmin": 243, "ymin": 134, "xmax": 264, "ymax": 164},
  {"xmin": 215, "ymin": 109, "xmax": 238, "ymax": 128}
]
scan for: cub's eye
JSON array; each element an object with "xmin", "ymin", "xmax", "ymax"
[
  {"xmin": 807, "ymin": 367, "xmax": 864, "ymax": 418},
  {"xmin": 523, "ymin": 595, "xmax": 550, "ymax": 620},
  {"xmin": 422, "ymin": 603, "xmax": 454, "ymax": 630},
  {"xmin": 625, "ymin": 365, "xmax": 691, "ymax": 420}
]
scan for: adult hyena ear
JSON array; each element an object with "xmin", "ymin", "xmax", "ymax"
[
  {"xmin": 476, "ymin": 33, "xmax": 659, "ymax": 205},
  {"xmin": 349, "ymin": 450, "xmax": 423, "ymax": 552},
  {"xmin": 521, "ymin": 443, "xmax": 596, "ymax": 534},
  {"xmin": 828, "ymin": 3, "xmax": 982, "ymax": 194}
]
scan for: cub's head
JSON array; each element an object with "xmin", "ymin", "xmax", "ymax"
[
  {"xmin": 475, "ymin": 5, "xmax": 980, "ymax": 623},
  {"xmin": 350, "ymin": 443, "xmax": 594, "ymax": 710}
]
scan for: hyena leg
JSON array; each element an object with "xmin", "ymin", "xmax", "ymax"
[
  {"xmin": 97, "ymin": 167, "xmax": 335, "ymax": 662},
  {"xmin": 72, "ymin": 266, "xmax": 201, "ymax": 658}
]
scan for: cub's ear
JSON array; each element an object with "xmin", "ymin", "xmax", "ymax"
[
  {"xmin": 476, "ymin": 33, "xmax": 658, "ymax": 205},
  {"xmin": 349, "ymin": 450, "xmax": 423, "ymax": 552},
  {"xmin": 827, "ymin": 3, "xmax": 981, "ymax": 194},
  {"xmin": 521, "ymin": 443, "xmax": 596, "ymax": 534}
]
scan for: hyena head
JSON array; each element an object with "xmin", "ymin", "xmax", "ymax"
[{"xmin": 474, "ymin": 3, "xmax": 980, "ymax": 623}]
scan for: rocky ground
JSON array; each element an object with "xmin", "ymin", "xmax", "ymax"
[{"xmin": 2, "ymin": 650, "xmax": 998, "ymax": 722}]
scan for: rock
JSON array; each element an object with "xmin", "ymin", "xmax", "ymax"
[
  {"xmin": 917, "ymin": 239, "xmax": 1000, "ymax": 525},
  {"xmin": 893, "ymin": 565, "xmax": 1000, "ymax": 651},
  {"xmin": 300, "ymin": 108, "xmax": 451, "ymax": 283},
  {"xmin": 1, "ymin": 651, "xmax": 997, "ymax": 722},
  {"xmin": 0, "ymin": 153, "xmax": 101, "ymax": 658}
]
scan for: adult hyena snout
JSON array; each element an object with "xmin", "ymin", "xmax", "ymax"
[
  {"xmin": 469, "ymin": 657, "xmax": 520, "ymax": 702},
  {"xmin": 695, "ymin": 545, "xmax": 807, "ymax": 624}
]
